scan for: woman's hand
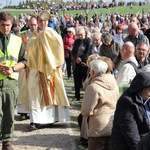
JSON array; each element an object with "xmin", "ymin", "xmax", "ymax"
[{"xmin": 76, "ymin": 57, "xmax": 81, "ymax": 64}]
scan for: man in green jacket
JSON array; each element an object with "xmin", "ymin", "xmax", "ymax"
[{"xmin": 0, "ymin": 11, "xmax": 27, "ymax": 150}]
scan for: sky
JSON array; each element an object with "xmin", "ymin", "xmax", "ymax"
[
  {"xmin": 0, "ymin": 0, "xmax": 142, "ymax": 7},
  {"xmin": 0, "ymin": 0, "xmax": 20, "ymax": 7}
]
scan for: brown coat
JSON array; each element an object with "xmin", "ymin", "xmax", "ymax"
[{"xmin": 81, "ymin": 73, "xmax": 119, "ymax": 137}]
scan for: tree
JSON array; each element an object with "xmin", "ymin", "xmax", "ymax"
[
  {"xmin": 144, "ymin": 0, "xmax": 150, "ymax": 4},
  {"xmin": 99, "ymin": 0, "xmax": 103, "ymax": 4}
]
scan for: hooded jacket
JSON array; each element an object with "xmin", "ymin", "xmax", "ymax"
[
  {"xmin": 111, "ymin": 72, "xmax": 150, "ymax": 150},
  {"xmin": 136, "ymin": 132, "xmax": 150, "ymax": 150},
  {"xmin": 81, "ymin": 73, "xmax": 119, "ymax": 137}
]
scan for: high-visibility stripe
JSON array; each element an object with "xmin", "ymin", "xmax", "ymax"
[
  {"xmin": 20, "ymin": 30, "xmax": 27, "ymax": 34},
  {"xmin": 0, "ymin": 56, "xmax": 18, "ymax": 62}
]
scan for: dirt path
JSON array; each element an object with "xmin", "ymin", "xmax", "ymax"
[
  {"xmin": 0, "ymin": 77, "xmax": 86, "ymax": 150},
  {"xmin": 0, "ymin": 111, "xmax": 78, "ymax": 150}
]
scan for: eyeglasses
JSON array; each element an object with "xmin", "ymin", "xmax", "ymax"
[
  {"xmin": 67, "ymin": 31, "xmax": 71, "ymax": 33},
  {"xmin": 136, "ymin": 48, "xmax": 148, "ymax": 52}
]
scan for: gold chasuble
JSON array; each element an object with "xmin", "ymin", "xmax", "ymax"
[{"xmin": 26, "ymin": 27, "xmax": 70, "ymax": 109}]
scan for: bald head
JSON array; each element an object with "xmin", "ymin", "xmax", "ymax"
[
  {"xmin": 121, "ymin": 42, "xmax": 135, "ymax": 60},
  {"xmin": 128, "ymin": 23, "xmax": 139, "ymax": 37},
  {"xmin": 128, "ymin": 23, "xmax": 138, "ymax": 30}
]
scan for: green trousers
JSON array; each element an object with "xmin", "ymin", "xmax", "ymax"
[{"xmin": 0, "ymin": 78, "xmax": 18, "ymax": 142}]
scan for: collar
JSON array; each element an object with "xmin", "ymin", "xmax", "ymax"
[
  {"xmin": 0, "ymin": 32, "xmax": 10, "ymax": 39},
  {"xmin": 122, "ymin": 56, "xmax": 138, "ymax": 66},
  {"xmin": 94, "ymin": 44, "xmax": 101, "ymax": 49},
  {"xmin": 134, "ymin": 94, "xmax": 149, "ymax": 107},
  {"xmin": 136, "ymin": 56, "xmax": 150, "ymax": 67},
  {"xmin": 130, "ymin": 32, "xmax": 144, "ymax": 40},
  {"xmin": 129, "ymin": 34, "xmax": 138, "ymax": 39}
]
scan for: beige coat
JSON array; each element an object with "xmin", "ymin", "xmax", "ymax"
[{"xmin": 81, "ymin": 73, "xmax": 119, "ymax": 137}]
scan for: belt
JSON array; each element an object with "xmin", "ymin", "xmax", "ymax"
[
  {"xmin": 0, "ymin": 77, "xmax": 14, "ymax": 81},
  {"xmin": 0, "ymin": 77, "xmax": 14, "ymax": 88}
]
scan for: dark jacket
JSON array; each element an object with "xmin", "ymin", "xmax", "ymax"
[
  {"xmin": 111, "ymin": 72, "xmax": 150, "ymax": 150},
  {"xmin": 72, "ymin": 37, "xmax": 92, "ymax": 70},
  {"xmin": 99, "ymin": 41, "xmax": 122, "ymax": 69},
  {"xmin": 124, "ymin": 32, "xmax": 149, "ymax": 48},
  {"xmin": 136, "ymin": 132, "xmax": 150, "ymax": 150},
  {"xmin": 144, "ymin": 28, "xmax": 150, "ymax": 43},
  {"xmin": 135, "ymin": 56, "xmax": 150, "ymax": 69}
]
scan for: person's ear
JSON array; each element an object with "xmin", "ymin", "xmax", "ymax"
[{"xmin": 90, "ymin": 70, "xmax": 95, "ymax": 77}]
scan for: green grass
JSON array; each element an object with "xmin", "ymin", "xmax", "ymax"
[
  {"xmin": 1, "ymin": 4, "xmax": 150, "ymax": 20},
  {"xmin": 61, "ymin": 5, "xmax": 150, "ymax": 20},
  {"xmin": 0, "ymin": 9, "xmax": 34, "ymax": 17},
  {"xmin": 1, "ymin": 5, "xmax": 149, "ymax": 149}
]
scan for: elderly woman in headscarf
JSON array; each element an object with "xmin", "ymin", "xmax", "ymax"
[{"xmin": 100, "ymin": 32, "xmax": 122, "ymax": 70}]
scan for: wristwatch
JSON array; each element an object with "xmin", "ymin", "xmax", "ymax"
[{"xmin": 12, "ymin": 66, "xmax": 17, "ymax": 72}]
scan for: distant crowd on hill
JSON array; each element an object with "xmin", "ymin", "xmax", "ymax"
[
  {"xmin": 11, "ymin": 0, "xmax": 147, "ymax": 11},
  {"xmin": 11, "ymin": 6, "xmax": 150, "ymax": 38}
]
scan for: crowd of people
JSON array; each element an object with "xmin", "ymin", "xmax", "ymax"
[{"xmin": 0, "ymin": 7, "xmax": 150, "ymax": 150}]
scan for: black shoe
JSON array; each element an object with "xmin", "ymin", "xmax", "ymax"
[
  {"xmin": 20, "ymin": 114, "xmax": 28, "ymax": 121},
  {"xmin": 29, "ymin": 123, "xmax": 39, "ymax": 131},
  {"xmin": 80, "ymin": 138, "xmax": 88, "ymax": 146},
  {"xmin": 68, "ymin": 76, "xmax": 71, "ymax": 80}
]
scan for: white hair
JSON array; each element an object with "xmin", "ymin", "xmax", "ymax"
[
  {"xmin": 128, "ymin": 23, "xmax": 138, "ymax": 30},
  {"xmin": 76, "ymin": 26, "xmax": 85, "ymax": 34},
  {"xmin": 92, "ymin": 32, "xmax": 102, "ymax": 40},
  {"xmin": 90, "ymin": 60, "xmax": 108, "ymax": 76}
]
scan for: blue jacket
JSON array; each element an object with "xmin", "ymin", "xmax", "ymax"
[{"xmin": 48, "ymin": 20, "xmax": 55, "ymax": 29}]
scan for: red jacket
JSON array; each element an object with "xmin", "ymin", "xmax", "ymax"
[{"xmin": 63, "ymin": 35, "xmax": 76, "ymax": 51}]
